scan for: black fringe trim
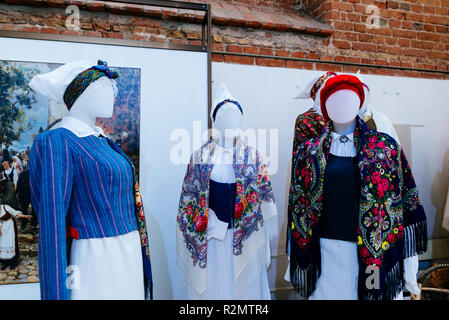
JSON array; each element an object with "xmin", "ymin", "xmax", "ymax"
[
  {"xmin": 404, "ymin": 220, "xmax": 428, "ymax": 258},
  {"xmin": 145, "ymin": 280, "xmax": 153, "ymax": 300},
  {"xmin": 362, "ymin": 261, "xmax": 404, "ymax": 300},
  {"xmin": 290, "ymin": 263, "xmax": 319, "ymax": 298}
]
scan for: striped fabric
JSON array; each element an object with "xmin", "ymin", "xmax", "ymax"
[{"xmin": 29, "ymin": 128, "xmax": 138, "ymax": 300}]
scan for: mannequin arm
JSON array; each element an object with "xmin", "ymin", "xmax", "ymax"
[{"xmin": 29, "ymin": 131, "xmax": 74, "ymax": 300}]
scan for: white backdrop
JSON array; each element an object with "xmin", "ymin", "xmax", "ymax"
[
  {"xmin": 212, "ymin": 62, "xmax": 449, "ymax": 293},
  {"xmin": 0, "ymin": 36, "xmax": 208, "ymax": 300}
]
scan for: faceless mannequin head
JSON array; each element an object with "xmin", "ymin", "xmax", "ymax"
[
  {"xmin": 28, "ymin": 60, "xmax": 119, "ymax": 129},
  {"xmin": 213, "ymin": 103, "xmax": 243, "ymax": 140},
  {"xmin": 325, "ymin": 89, "xmax": 361, "ymax": 124},
  {"xmin": 69, "ymin": 77, "xmax": 117, "ymax": 121},
  {"xmin": 211, "ymin": 83, "xmax": 243, "ymax": 147}
]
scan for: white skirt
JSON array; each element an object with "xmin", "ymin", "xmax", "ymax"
[
  {"xmin": 282, "ymin": 238, "xmax": 404, "ymax": 300},
  {"xmin": 199, "ymin": 229, "xmax": 271, "ymax": 300},
  {"xmin": 69, "ymin": 230, "xmax": 145, "ymax": 300},
  {"xmin": 0, "ymin": 219, "xmax": 16, "ymax": 260}
]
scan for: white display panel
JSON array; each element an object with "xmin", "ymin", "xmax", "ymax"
[
  {"xmin": 0, "ymin": 36, "xmax": 208, "ymax": 300},
  {"xmin": 212, "ymin": 62, "xmax": 449, "ymax": 294}
]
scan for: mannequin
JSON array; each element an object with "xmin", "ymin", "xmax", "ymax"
[
  {"xmin": 287, "ymin": 74, "xmax": 427, "ymax": 300},
  {"xmin": 176, "ymin": 83, "xmax": 277, "ymax": 300},
  {"xmin": 28, "ymin": 60, "xmax": 152, "ymax": 300}
]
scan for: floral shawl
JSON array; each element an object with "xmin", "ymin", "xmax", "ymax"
[
  {"xmin": 176, "ymin": 137, "xmax": 277, "ymax": 295},
  {"xmin": 287, "ymin": 117, "xmax": 427, "ymax": 300},
  {"xmin": 293, "ymin": 108, "xmax": 326, "ymax": 153}
]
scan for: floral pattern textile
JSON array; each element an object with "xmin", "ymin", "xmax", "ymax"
[
  {"xmin": 287, "ymin": 117, "xmax": 427, "ymax": 300},
  {"xmin": 177, "ymin": 137, "xmax": 275, "ymax": 268},
  {"xmin": 292, "ymin": 108, "xmax": 326, "ymax": 153}
]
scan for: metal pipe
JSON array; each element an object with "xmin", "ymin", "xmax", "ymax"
[
  {"xmin": 213, "ymin": 51, "xmax": 449, "ymax": 75},
  {"xmin": 207, "ymin": 4, "xmax": 212, "ymax": 130},
  {"xmin": 106, "ymin": 0, "xmax": 208, "ymax": 11}
]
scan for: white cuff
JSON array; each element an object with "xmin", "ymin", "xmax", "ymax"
[
  {"xmin": 207, "ymin": 208, "xmax": 228, "ymax": 241},
  {"xmin": 404, "ymin": 255, "xmax": 420, "ymax": 295},
  {"xmin": 284, "ymin": 258, "xmax": 291, "ymax": 282}
]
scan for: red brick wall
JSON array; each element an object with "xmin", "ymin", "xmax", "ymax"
[
  {"xmin": 296, "ymin": 0, "xmax": 449, "ymax": 78},
  {"xmin": 0, "ymin": 0, "xmax": 447, "ymax": 79}
]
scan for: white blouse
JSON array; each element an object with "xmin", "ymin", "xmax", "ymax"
[{"xmin": 3, "ymin": 168, "xmax": 18, "ymax": 185}]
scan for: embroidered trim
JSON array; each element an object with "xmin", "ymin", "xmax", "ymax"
[{"xmin": 310, "ymin": 71, "xmax": 336, "ymax": 101}]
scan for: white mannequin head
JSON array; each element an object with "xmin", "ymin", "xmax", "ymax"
[
  {"xmin": 325, "ymin": 89, "xmax": 361, "ymax": 124},
  {"xmin": 28, "ymin": 60, "xmax": 118, "ymax": 128},
  {"xmin": 69, "ymin": 77, "xmax": 117, "ymax": 124},
  {"xmin": 213, "ymin": 103, "xmax": 242, "ymax": 137},
  {"xmin": 211, "ymin": 83, "xmax": 243, "ymax": 147}
]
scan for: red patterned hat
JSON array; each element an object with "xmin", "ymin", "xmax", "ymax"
[{"xmin": 320, "ymin": 74, "xmax": 365, "ymax": 121}]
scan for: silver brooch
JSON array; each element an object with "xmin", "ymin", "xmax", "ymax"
[{"xmin": 339, "ymin": 135, "xmax": 349, "ymax": 143}]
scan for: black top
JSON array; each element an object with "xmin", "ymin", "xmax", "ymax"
[
  {"xmin": 320, "ymin": 154, "xmax": 360, "ymax": 242},
  {"xmin": 4, "ymin": 169, "xmax": 14, "ymax": 182},
  {"xmin": 209, "ymin": 179, "xmax": 236, "ymax": 229}
]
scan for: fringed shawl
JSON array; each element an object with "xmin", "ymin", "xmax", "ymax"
[
  {"xmin": 176, "ymin": 137, "xmax": 277, "ymax": 296},
  {"xmin": 287, "ymin": 117, "xmax": 427, "ymax": 300}
]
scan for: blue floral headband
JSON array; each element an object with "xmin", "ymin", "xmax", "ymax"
[
  {"xmin": 63, "ymin": 60, "xmax": 119, "ymax": 110},
  {"xmin": 213, "ymin": 99, "xmax": 243, "ymax": 121}
]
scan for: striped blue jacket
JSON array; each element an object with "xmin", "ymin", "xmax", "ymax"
[{"xmin": 29, "ymin": 128, "xmax": 139, "ymax": 300}]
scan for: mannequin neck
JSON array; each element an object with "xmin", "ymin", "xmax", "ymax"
[
  {"xmin": 217, "ymin": 135, "xmax": 235, "ymax": 149},
  {"xmin": 332, "ymin": 118, "xmax": 357, "ymax": 135},
  {"xmin": 67, "ymin": 110, "xmax": 97, "ymax": 130}
]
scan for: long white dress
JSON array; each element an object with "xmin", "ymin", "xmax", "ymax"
[
  {"xmin": 0, "ymin": 204, "xmax": 22, "ymax": 260},
  {"xmin": 56, "ymin": 116, "xmax": 144, "ymax": 300},
  {"xmin": 197, "ymin": 145, "xmax": 274, "ymax": 300},
  {"xmin": 285, "ymin": 132, "xmax": 420, "ymax": 300}
]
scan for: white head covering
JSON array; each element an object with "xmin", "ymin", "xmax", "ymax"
[
  {"xmin": 294, "ymin": 71, "xmax": 337, "ymax": 113},
  {"xmin": 29, "ymin": 60, "xmax": 94, "ymax": 104},
  {"xmin": 355, "ymin": 70, "xmax": 371, "ymax": 117},
  {"xmin": 210, "ymin": 83, "xmax": 242, "ymax": 123}
]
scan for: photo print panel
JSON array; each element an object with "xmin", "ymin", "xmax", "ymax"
[{"xmin": 0, "ymin": 60, "xmax": 141, "ymax": 285}]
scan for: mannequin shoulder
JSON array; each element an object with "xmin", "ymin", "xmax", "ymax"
[
  {"xmin": 295, "ymin": 109, "xmax": 325, "ymax": 126},
  {"xmin": 32, "ymin": 128, "xmax": 72, "ymax": 150}
]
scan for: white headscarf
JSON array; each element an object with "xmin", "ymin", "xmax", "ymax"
[
  {"xmin": 29, "ymin": 60, "xmax": 94, "ymax": 104},
  {"xmin": 294, "ymin": 71, "xmax": 337, "ymax": 113}
]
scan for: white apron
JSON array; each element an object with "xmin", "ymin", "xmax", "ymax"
[{"xmin": 0, "ymin": 205, "xmax": 22, "ymax": 260}]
